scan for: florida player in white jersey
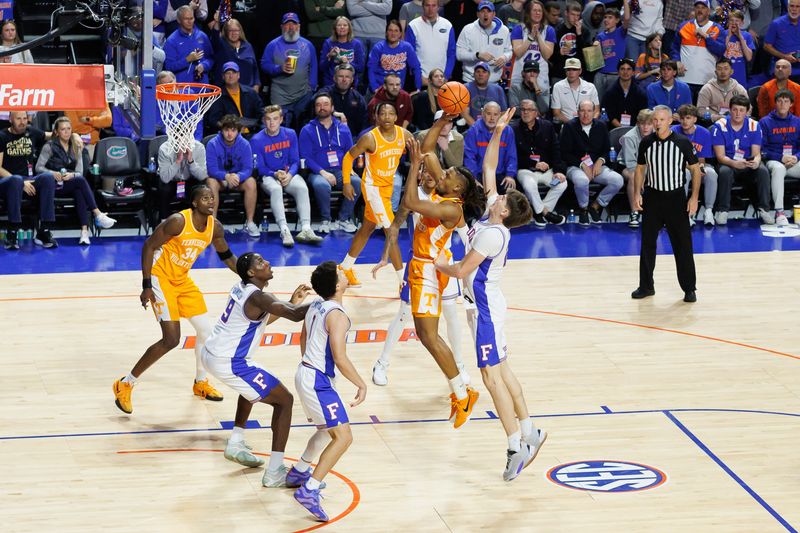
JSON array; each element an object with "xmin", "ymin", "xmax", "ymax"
[
  {"xmin": 201, "ymin": 252, "xmax": 313, "ymax": 488},
  {"xmin": 290, "ymin": 261, "xmax": 367, "ymax": 522},
  {"xmin": 435, "ymin": 107, "xmax": 548, "ymax": 481},
  {"xmin": 371, "ymin": 167, "xmax": 471, "ymax": 388}
]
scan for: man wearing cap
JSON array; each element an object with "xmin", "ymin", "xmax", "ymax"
[
  {"xmin": 206, "ymin": 62, "xmax": 264, "ymax": 134},
  {"xmin": 600, "ymin": 58, "xmax": 648, "ymax": 129},
  {"xmin": 455, "ymin": 1, "xmax": 512, "ymax": 83},
  {"xmin": 509, "ymin": 60, "xmax": 548, "ymax": 119},
  {"xmin": 671, "ymin": 0, "xmax": 724, "ymax": 101},
  {"xmin": 260, "ymin": 13, "xmax": 318, "ymax": 130},
  {"xmin": 550, "ymin": 58, "xmax": 599, "ymax": 124},
  {"xmin": 463, "ymin": 62, "xmax": 508, "ymax": 125},
  {"xmin": 164, "ymin": 5, "xmax": 215, "ymax": 84}
]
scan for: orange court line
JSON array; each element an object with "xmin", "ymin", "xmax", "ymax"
[{"xmin": 117, "ymin": 448, "xmax": 360, "ymax": 533}]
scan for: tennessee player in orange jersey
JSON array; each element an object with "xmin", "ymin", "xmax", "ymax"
[
  {"xmin": 112, "ymin": 185, "xmax": 238, "ymax": 414},
  {"xmin": 338, "ymin": 102, "xmax": 414, "ymax": 288},
  {"xmin": 374, "ymin": 114, "xmax": 486, "ymax": 428}
]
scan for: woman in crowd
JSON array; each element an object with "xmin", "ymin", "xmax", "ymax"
[
  {"xmin": 319, "ymin": 16, "xmax": 366, "ymax": 88},
  {"xmin": 1, "ymin": 19, "xmax": 33, "ymax": 63},
  {"xmin": 367, "ymin": 19, "xmax": 422, "ymax": 92},
  {"xmin": 411, "ymin": 68, "xmax": 446, "ymax": 131},
  {"xmin": 209, "ymin": 16, "xmax": 260, "ymax": 93},
  {"xmin": 510, "ymin": 1, "xmax": 554, "ymax": 100},
  {"xmin": 635, "ymin": 33, "xmax": 668, "ymax": 89}
]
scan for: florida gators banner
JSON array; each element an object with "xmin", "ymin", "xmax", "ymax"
[{"xmin": 0, "ymin": 64, "xmax": 106, "ymax": 111}]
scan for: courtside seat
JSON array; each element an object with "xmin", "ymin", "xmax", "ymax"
[{"xmin": 92, "ymin": 137, "xmax": 146, "ymax": 234}]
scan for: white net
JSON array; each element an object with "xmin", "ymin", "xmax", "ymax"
[{"xmin": 156, "ymin": 84, "xmax": 220, "ymax": 154}]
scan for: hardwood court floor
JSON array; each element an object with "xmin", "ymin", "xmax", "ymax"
[{"xmin": 1, "ymin": 252, "xmax": 799, "ymax": 532}]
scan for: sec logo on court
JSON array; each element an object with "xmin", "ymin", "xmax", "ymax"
[{"xmin": 547, "ymin": 461, "xmax": 666, "ymax": 493}]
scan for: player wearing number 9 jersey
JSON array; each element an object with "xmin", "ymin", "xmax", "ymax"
[
  {"xmin": 202, "ymin": 252, "xmax": 313, "ymax": 487},
  {"xmin": 113, "ymin": 185, "xmax": 237, "ymax": 415}
]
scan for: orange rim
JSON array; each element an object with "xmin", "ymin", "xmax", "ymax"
[{"xmin": 156, "ymin": 82, "xmax": 221, "ymax": 102}]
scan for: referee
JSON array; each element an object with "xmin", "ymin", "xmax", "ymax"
[{"xmin": 632, "ymin": 105, "xmax": 701, "ymax": 303}]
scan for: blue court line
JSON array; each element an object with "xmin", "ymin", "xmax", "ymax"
[
  {"xmin": 600, "ymin": 405, "xmax": 613, "ymax": 413},
  {"xmin": 663, "ymin": 411, "xmax": 797, "ymax": 533}
]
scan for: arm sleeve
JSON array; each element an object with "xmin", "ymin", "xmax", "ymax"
[
  {"xmin": 504, "ymin": 129, "xmax": 517, "ymax": 178},
  {"xmin": 671, "ymin": 23, "xmax": 684, "ymax": 60},
  {"xmin": 288, "ymin": 130, "xmax": 300, "ymax": 176},
  {"xmin": 354, "ymin": 39, "xmax": 367, "ymax": 76},
  {"xmin": 705, "ymin": 26, "xmax": 726, "ymax": 57},
  {"xmin": 299, "ymin": 128, "xmax": 324, "ymax": 174},
  {"xmin": 237, "ymin": 141, "xmax": 253, "ymax": 182},
  {"xmin": 445, "ymin": 29, "xmax": 457, "ymax": 78},
  {"xmin": 35, "ymin": 143, "xmax": 52, "ymax": 174},
  {"xmin": 368, "ymin": 45, "xmax": 382, "ymax": 91},
  {"xmin": 309, "ymin": 44, "xmax": 319, "ymax": 91},
  {"xmin": 164, "ymin": 39, "xmax": 189, "ymax": 74},
  {"xmin": 200, "ymin": 35, "xmax": 215, "ymax": 73},
  {"xmin": 304, "ymin": 0, "xmax": 327, "ymax": 21},
  {"xmin": 261, "ymin": 42, "xmax": 282, "ymax": 76},
  {"xmin": 189, "ymin": 143, "xmax": 208, "ymax": 179},
  {"xmin": 361, "ymin": 0, "xmax": 392, "ymax": 16},
  {"xmin": 470, "ymin": 227, "xmax": 504, "ymax": 258},
  {"xmin": 410, "ymin": 47, "xmax": 423, "ymax": 91},
  {"xmin": 206, "ymin": 142, "xmax": 226, "ymax": 181},
  {"xmin": 158, "ymin": 146, "xmax": 179, "ymax": 182},
  {"xmin": 463, "ymin": 129, "xmax": 480, "ymax": 176}
]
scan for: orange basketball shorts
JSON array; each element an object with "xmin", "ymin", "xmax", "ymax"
[
  {"xmin": 362, "ymin": 182, "xmax": 394, "ymax": 228},
  {"xmin": 408, "ymin": 258, "xmax": 449, "ymax": 318},
  {"xmin": 151, "ymin": 274, "xmax": 207, "ymax": 322}
]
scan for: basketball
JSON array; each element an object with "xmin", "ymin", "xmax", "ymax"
[{"xmin": 437, "ymin": 81, "xmax": 470, "ymax": 116}]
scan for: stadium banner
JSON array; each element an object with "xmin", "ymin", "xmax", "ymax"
[{"xmin": 0, "ymin": 64, "xmax": 106, "ymax": 110}]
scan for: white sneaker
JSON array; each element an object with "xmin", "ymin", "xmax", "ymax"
[
  {"xmin": 95, "ymin": 212, "xmax": 116, "ymax": 229},
  {"xmin": 689, "ymin": 215, "xmax": 696, "ymax": 227},
  {"xmin": 503, "ymin": 444, "xmax": 534, "ymax": 482},
  {"xmin": 280, "ymin": 227, "xmax": 295, "ymax": 248},
  {"xmin": 262, "ymin": 463, "xmax": 290, "ymax": 487},
  {"xmin": 319, "ymin": 220, "xmax": 331, "ymax": 234},
  {"xmin": 523, "ymin": 428, "xmax": 548, "ymax": 464},
  {"xmin": 296, "ymin": 227, "xmax": 324, "ymax": 244},
  {"xmin": 715, "ymin": 211, "xmax": 728, "ymax": 225},
  {"xmin": 79, "ymin": 228, "xmax": 91, "ymax": 245},
  {"xmin": 758, "ymin": 208, "xmax": 776, "ymax": 225},
  {"xmin": 703, "ymin": 208, "xmax": 715, "ymax": 226},
  {"xmin": 244, "ymin": 221, "xmax": 261, "ymax": 238},
  {"xmin": 372, "ymin": 360, "xmax": 388, "ymax": 386},
  {"xmin": 457, "ymin": 363, "xmax": 471, "ymax": 387},
  {"xmin": 338, "ymin": 219, "xmax": 357, "ymax": 233},
  {"xmin": 776, "ymin": 211, "xmax": 789, "ymax": 226},
  {"xmin": 224, "ymin": 439, "xmax": 265, "ymax": 468}
]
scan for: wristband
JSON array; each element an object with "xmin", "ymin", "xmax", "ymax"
[
  {"xmin": 217, "ymin": 249, "xmax": 233, "ymax": 261},
  {"xmin": 142, "ymin": 278, "xmax": 152, "ymax": 289}
]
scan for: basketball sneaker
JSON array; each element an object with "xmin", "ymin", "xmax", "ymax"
[
  {"xmin": 372, "ymin": 360, "xmax": 389, "ymax": 386},
  {"xmin": 453, "ymin": 387, "xmax": 479, "ymax": 429},
  {"xmin": 294, "ymin": 484, "xmax": 329, "ymax": 522},
  {"xmin": 448, "ymin": 393, "xmax": 458, "ymax": 423},
  {"xmin": 113, "ymin": 378, "xmax": 133, "ymax": 414},
  {"xmin": 503, "ymin": 444, "xmax": 534, "ymax": 482},
  {"xmin": 193, "ymin": 379, "xmax": 223, "ymax": 401},
  {"xmin": 286, "ymin": 466, "xmax": 327, "ymax": 489},
  {"xmin": 457, "ymin": 363, "xmax": 471, "ymax": 387},
  {"xmin": 262, "ymin": 464, "xmax": 290, "ymax": 487},
  {"xmin": 224, "ymin": 439, "xmax": 264, "ymax": 468},
  {"xmin": 338, "ymin": 265, "xmax": 361, "ymax": 288},
  {"xmin": 523, "ymin": 428, "xmax": 548, "ymax": 464}
]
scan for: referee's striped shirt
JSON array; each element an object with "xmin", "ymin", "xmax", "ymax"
[{"xmin": 636, "ymin": 131, "xmax": 699, "ymax": 191}]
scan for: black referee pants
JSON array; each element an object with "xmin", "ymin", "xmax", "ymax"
[{"xmin": 639, "ymin": 187, "xmax": 696, "ymax": 293}]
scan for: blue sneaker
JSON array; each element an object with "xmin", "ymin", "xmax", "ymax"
[
  {"xmin": 294, "ymin": 484, "xmax": 329, "ymax": 522},
  {"xmin": 286, "ymin": 466, "xmax": 327, "ymax": 489}
]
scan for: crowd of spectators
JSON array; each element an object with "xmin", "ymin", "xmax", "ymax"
[{"xmin": 3, "ymin": 0, "xmax": 800, "ymax": 253}]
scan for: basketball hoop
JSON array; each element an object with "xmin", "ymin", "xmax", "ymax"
[{"xmin": 156, "ymin": 82, "xmax": 221, "ymax": 154}]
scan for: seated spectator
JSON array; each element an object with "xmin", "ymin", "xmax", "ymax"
[
  {"xmin": 513, "ymin": 99, "xmax": 567, "ymax": 226},
  {"xmin": 621, "ymin": 109, "xmax": 655, "ymax": 228},
  {"xmin": 260, "ymin": 13, "xmax": 318, "ymax": 129},
  {"xmin": 205, "ymin": 62, "xmax": 264, "ymax": 134},
  {"xmin": 346, "ymin": 0, "xmax": 392, "ymax": 51},
  {"xmin": 509, "ymin": 1, "xmax": 555, "ymax": 106},
  {"xmin": 367, "ymin": 73, "xmax": 414, "ymax": 128},
  {"xmin": 635, "ymin": 33, "xmax": 669, "ymax": 90},
  {"xmin": 508, "ymin": 60, "xmax": 549, "ymax": 120},
  {"xmin": 592, "ymin": 7, "xmax": 627, "ymax": 100},
  {"xmin": 551, "ymin": 58, "xmax": 599, "ymax": 124},
  {"xmin": 35, "ymin": 117, "xmax": 116, "ymax": 245},
  {"xmin": 250, "ymin": 106, "xmax": 323, "ymax": 246},
  {"xmin": 722, "ymin": 10, "xmax": 754, "ymax": 89},
  {"xmin": 622, "ymin": 0, "xmax": 664, "ymax": 60},
  {"xmin": 204, "ymin": 115, "xmax": 259, "ymax": 236},
  {"xmin": 367, "ymin": 19, "xmax": 422, "ymax": 92},
  {"xmin": 671, "ymin": 0, "xmax": 724, "ymax": 100},
  {"xmin": 646, "ymin": 60, "xmax": 692, "ymax": 121},
  {"xmin": 405, "ymin": 1, "xmax": 457, "ymax": 85},
  {"xmin": 0, "ymin": 20, "xmax": 34, "ymax": 63},
  {"xmin": 64, "ymin": 102, "xmax": 113, "ymax": 158},
  {"xmin": 560, "ymin": 100, "xmax": 624, "ymax": 225},
  {"xmin": 319, "ymin": 16, "xmax": 367, "ymax": 88},
  {"xmin": 759, "ymin": 89, "xmax": 800, "ymax": 226},
  {"xmin": 299, "ymin": 94, "xmax": 360, "ymax": 233},
  {"xmin": 456, "ymin": 1, "xmax": 512, "ymax": 83},
  {"xmin": 411, "ymin": 68, "xmax": 445, "ymax": 131},
  {"xmin": 697, "ymin": 57, "xmax": 748, "ymax": 123},
  {"xmin": 0, "ymin": 111, "xmax": 58, "ymax": 249},
  {"xmin": 764, "ymin": 0, "xmax": 800, "ymax": 84},
  {"xmin": 711, "ymin": 95, "xmax": 773, "ymax": 224},
  {"xmin": 601, "ymin": 58, "xmax": 648, "ymax": 128},
  {"xmin": 208, "ymin": 18, "xmax": 261, "ymax": 93},
  {"xmin": 322, "ymin": 64, "xmax": 369, "ymax": 138},
  {"xmin": 671, "ymin": 105, "xmax": 719, "ymax": 227},
  {"xmin": 464, "ymin": 102, "xmax": 518, "ymax": 194},
  {"xmin": 163, "ymin": 6, "xmax": 214, "ymax": 84},
  {"xmin": 757, "ymin": 59, "xmax": 800, "ymax": 118},
  {"xmin": 304, "ymin": 0, "xmax": 349, "ymax": 53},
  {"xmin": 464, "ymin": 62, "xmax": 508, "ymax": 125},
  {"xmin": 156, "ymin": 138, "xmax": 208, "ymax": 222},
  {"xmin": 415, "ymin": 109, "xmax": 465, "ymax": 168}
]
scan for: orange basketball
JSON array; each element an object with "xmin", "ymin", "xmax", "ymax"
[{"xmin": 437, "ymin": 81, "xmax": 470, "ymax": 116}]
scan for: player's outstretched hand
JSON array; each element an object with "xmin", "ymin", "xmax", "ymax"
[
  {"xmin": 406, "ymin": 137, "xmax": 422, "ymax": 166},
  {"xmin": 140, "ymin": 288, "xmax": 155, "ymax": 310},
  {"xmin": 290, "ymin": 284, "xmax": 313, "ymax": 304},
  {"xmin": 496, "ymin": 107, "xmax": 515, "ymax": 132},
  {"xmin": 351, "ymin": 385, "xmax": 366, "ymax": 407}
]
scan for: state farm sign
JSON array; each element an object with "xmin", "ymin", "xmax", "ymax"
[{"xmin": 0, "ymin": 64, "xmax": 106, "ymax": 110}]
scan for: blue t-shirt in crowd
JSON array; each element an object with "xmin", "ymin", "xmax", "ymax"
[
  {"xmin": 711, "ymin": 116, "xmax": 763, "ymax": 159},
  {"xmin": 765, "ymin": 15, "xmax": 800, "ymax": 76},
  {"xmin": 722, "ymin": 30, "xmax": 755, "ymax": 89},
  {"xmin": 672, "ymin": 124, "xmax": 714, "ymax": 159},
  {"xmin": 597, "ymin": 26, "xmax": 626, "ymax": 74}
]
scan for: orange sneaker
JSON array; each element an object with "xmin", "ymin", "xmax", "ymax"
[
  {"xmin": 193, "ymin": 379, "xmax": 224, "ymax": 401},
  {"xmin": 448, "ymin": 393, "xmax": 457, "ymax": 422},
  {"xmin": 338, "ymin": 265, "xmax": 362, "ymax": 287},
  {"xmin": 453, "ymin": 387, "xmax": 479, "ymax": 429},
  {"xmin": 113, "ymin": 378, "xmax": 133, "ymax": 414}
]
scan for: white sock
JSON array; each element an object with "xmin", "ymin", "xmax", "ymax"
[
  {"xmin": 121, "ymin": 373, "xmax": 138, "ymax": 385},
  {"xmin": 519, "ymin": 418, "xmax": 535, "ymax": 440},
  {"xmin": 378, "ymin": 301, "xmax": 411, "ymax": 365},
  {"xmin": 268, "ymin": 451, "xmax": 285, "ymax": 471},
  {"xmin": 188, "ymin": 313, "xmax": 212, "ymax": 382},
  {"xmin": 508, "ymin": 431, "xmax": 521, "ymax": 452},
  {"xmin": 449, "ymin": 375, "xmax": 467, "ymax": 400},
  {"xmin": 395, "ymin": 267, "xmax": 404, "ymax": 285},
  {"xmin": 295, "ymin": 459, "xmax": 311, "ymax": 473},
  {"xmin": 306, "ymin": 477, "xmax": 322, "ymax": 490},
  {"xmin": 442, "ymin": 300, "xmax": 463, "ymax": 368},
  {"xmin": 280, "ymin": 223, "xmax": 290, "ymax": 232},
  {"xmin": 341, "ymin": 254, "xmax": 356, "ymax": 269},
  {"xmin": 302, "ymin": 223, "xmax": 312, "ymax": 232},
  {"xmin": 229, "ymin": 426, "xmax": 245, "ymax": 444}
]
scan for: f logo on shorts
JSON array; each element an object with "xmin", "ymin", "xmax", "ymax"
[
  {"xmin": 326, "ymin": 402, "xmax": 340, "ymax": 420},
  {"xmin": 480, "ymin": 344, "xmax": 493, "ymax": 361},
  {"xmin": 253, "ymin": 373, "xmax": 268, "ymax": 390}
]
